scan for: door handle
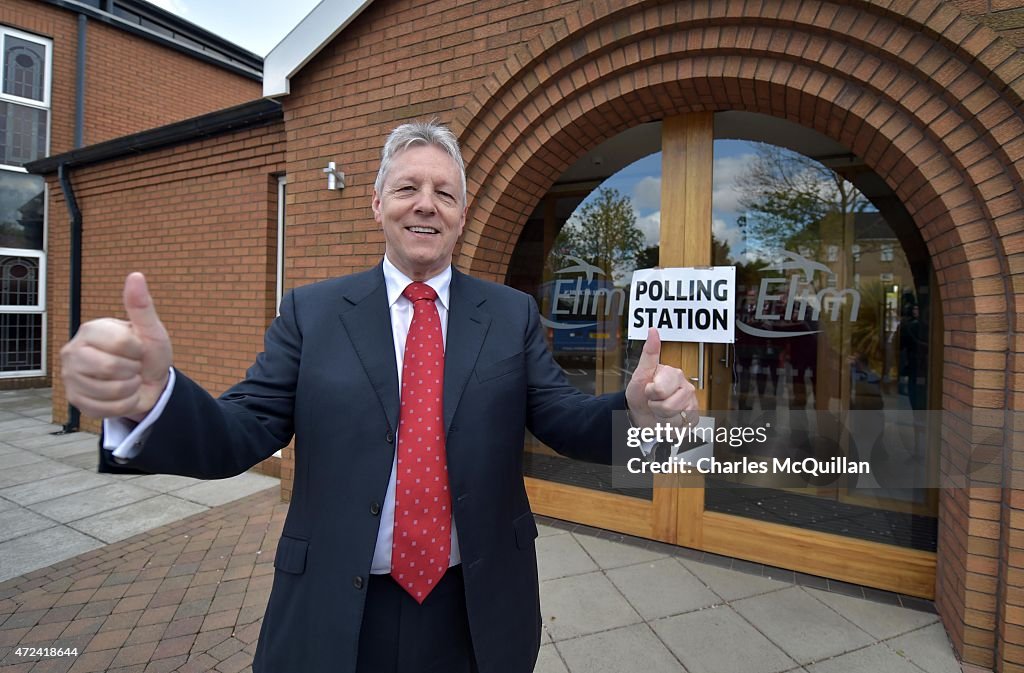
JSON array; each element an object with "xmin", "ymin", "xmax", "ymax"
[{"xmin": 688, "ymin": 342, "xmax": 705, "ymax": 390}]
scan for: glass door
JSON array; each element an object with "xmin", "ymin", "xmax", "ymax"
[{"xmin": 509, "ymin": 112, "xmax": 939, "ymax": 598}]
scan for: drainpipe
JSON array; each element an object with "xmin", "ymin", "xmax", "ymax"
[
  {"xmin": 59, "ymin": 162, "xmax": 82, "ymax": 433},
  {"xmin": 60, "ymin": 15, "xmax": 87, "ymax": 433}
]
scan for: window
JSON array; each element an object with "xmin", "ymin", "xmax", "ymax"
[
  {"xmin": 1, "ymin": 27, "xmax": 51, "ymax": 168},
  {"xmin": 880, "ymin": 242, "xmax": 894, "ymax": 262},
  {"xmin": 0, "ymin": 26, "xmax": 50, "ymax": 378},
  {"xmin": 0, "ymin": 248, "xmax": 44, "ymax": 375}
]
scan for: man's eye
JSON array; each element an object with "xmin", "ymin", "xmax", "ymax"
[{"xmin": 437, "ymin": 191, "xmax": 454, "ymax": 200}]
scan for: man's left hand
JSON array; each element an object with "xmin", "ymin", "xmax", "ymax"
[{"xmin": 625, "ymin": 327, "xmax": 699, "ymax": 430}]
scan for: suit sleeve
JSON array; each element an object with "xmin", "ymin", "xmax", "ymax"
[
  {"xmin": 99, "ymin": 289, "xmax": 302, "ymax": 479},
  {"xmin": 521, "ymin": 294, "xmax": 626, "ymax": 464}
]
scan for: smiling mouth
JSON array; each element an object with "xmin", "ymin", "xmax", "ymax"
[{"xmin": 407, "ymin": 226, "xmax": 440, "ymax": 235}]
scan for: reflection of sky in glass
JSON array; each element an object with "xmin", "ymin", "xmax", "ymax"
[
  {"xmin": 561, "ymin": 139, "xmax": 875, "ymax": 265},
  {"xmin": 0, "ymin": 172, "xmax": 44, "ymax": 249},
  {"xmin": 570, "ymin": 153, "xmax": 663, "ymax": 248},
  {"xmin": 713, "ymin": 140, "xmax": 758, "ymax": 263}
]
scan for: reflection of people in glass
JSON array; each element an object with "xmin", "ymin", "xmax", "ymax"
[
  {"xmin": 785, "ymin": 325, "xmax": 818, "ymax": 411},
  {"xmin": 735, "ymin": 298, "xmax": 778, "ymax": 412},
  {"xmin": 899, "ymin": 302, "xmax": 927, "ymax": 410}
]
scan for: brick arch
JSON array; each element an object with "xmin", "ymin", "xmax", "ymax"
[
  {"xmin": 456, "ymin": 2, "xmax": 1023, "ymax": 290},
  {"xmin": 452, "ymin": 3, "xmax": 1024, "ymax": 668}
]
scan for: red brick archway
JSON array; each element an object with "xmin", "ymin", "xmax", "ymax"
[{"xmin": 455, "ymin": 1, "xmax": 1024, "ymax": 669}]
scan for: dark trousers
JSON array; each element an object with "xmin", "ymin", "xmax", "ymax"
[{"xmin": 356, "ymin": 566, "xmax": 479, "ymax": 673}]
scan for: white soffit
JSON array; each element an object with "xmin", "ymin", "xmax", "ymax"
[{"xmin": 263, "ymin": 0, "xmax": 377, "ymax": 98}]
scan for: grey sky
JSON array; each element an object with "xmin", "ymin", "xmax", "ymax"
[{"xmin": 144, "ymin": 0, "xmax": 324, "ymax": 56}]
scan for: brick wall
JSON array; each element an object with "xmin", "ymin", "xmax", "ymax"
[
  {"xmin": 0, "ymin": 0, "xmax": 260, "ymax": 156},
  {"xmin": 46, "ymin": 121, "xmax": 287, "ymax": 442},
  {"xmin": 950, "ymin": 0, "xmax": 1024, "ymax": 46}
]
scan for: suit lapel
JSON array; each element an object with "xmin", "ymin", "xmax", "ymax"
[
  {"xmin": 337, "ymin": 265, "xmax": 400, "ymax": 433},
  {"xmin": 444, "ymin": 269, "xmax": 490, "ymax": 436}
]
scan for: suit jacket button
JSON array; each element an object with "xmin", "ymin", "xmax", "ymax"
[
  {"xmin": 370, "ymin": 502, "xmax": 381, "ymax": 516},
  {"xmin": 353, "ymin": 576, "xmax": 364, "ymax": 590},
  {"xmin": 385, "ymin": 431, "xmax": 394, "ymax": 443}
]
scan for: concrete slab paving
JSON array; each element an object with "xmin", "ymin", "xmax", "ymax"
[
  {"xmin": 732, "ymin": 586, "xmax": 875, "ymax": 665},
  {"xmin": 0, "ymin": 448, "xmax": 48, "ymax": 469},
  {"xmin": 0, "ymin": 470, "xmax": 114, "ymax": 506},
  {"xmin": 537, "ymin": 522, "xmax": 568, "ymax": 538},
  {"xmin": 55, "ymin": 450, "xmax": 101, "ymax": 471},
  {"xmin": 12, "ymin": 430, "xmax": 96, "ymax": 451},
  {"xmin": 679, "ymin": 555, "xmax": 792, "ymax": 601},
  {"xmin": 652, "ymin": 604, "xmax": 798, "ymax": 673},
  {"xmin": 169, "ymin": 472, "xmax": 281, "ymax": 507},
  {"xmin": 0, "ymin": 459, "xmax": 81, "ymax": 490},
  {"xmin": 556, "ymin": 623, "xmax": 685, "ymax": 673},
  {"xmin": 32, "ymin": 436, "xmax": 102, "ymax": 460},
  {"xmin": 130, "ymin": 473, "xmax": 205, "ymax": 492},
  {"xmin": 26, "ymin": 482, "xmax": 159, "ymax": 523},
  {"xmin": 606, "ymin": 557, "xmax": 720, "ymax": 620},
  {"xmin": 0, "ymin": 507, "xmax": 55, "ymax": 543},
  {"xmin": 540, "ymin": 571, "xmax": 643, "ymax": 641},
  {"xmin": 886, "ymin": 622, "xmax": 962, "ymax": 673},
  {"xmin": 535, "ymin": 643, "xmax": 569, "ymax": 673},
  {"xmin": 536, "ymin": 530, "xmax": 598, "ymax": 581},
  {"xmin": 807, "ymin": 587, "xmax": 939, "ymax": 640},
  {"xmin": 805, "ymin": 642, "xmax": 923, "ymax": 673},
  {"xmin": 68, "ymin": 494, "xmax": 208, "ymax": 543},
  {"xmin": 0, "ymin": 526, "xmax": 103, "ymax": 583},
  {"xmin": 572, "ymin": 532, "xmax": 667, "ymax": 569}
]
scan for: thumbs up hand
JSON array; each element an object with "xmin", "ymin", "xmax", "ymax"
[
  {"xmin": 625, "ymin": 328, "xmax": 698, "ymax": 430},
  {"xmin": 60, "ymin": 273, "xmax": 172, "ymax": 421}
]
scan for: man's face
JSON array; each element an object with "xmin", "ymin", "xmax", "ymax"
[{"xmin": 373, "ymin": 144, "xmax": 466, "ymax": 281}]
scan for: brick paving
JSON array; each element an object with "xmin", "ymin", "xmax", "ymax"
[{"xmin": 0, "ymin": 488, "xmax": 283, "ymax": 673}]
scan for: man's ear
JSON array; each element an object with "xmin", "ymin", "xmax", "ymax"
[{"xmin": 372, "ymin": 189, "xmax": 382, "ymax": 223}]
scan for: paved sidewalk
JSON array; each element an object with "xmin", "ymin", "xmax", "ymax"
[
  {"xmin": 0, "ymin": 388, "xmax": 966, "ymax": 672},
  {"xmin": 0, "ymin": 388, "xmax": 278, "ymax": 585}
]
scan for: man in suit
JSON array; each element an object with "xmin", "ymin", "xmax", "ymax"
[{"xmin": 60, "ymin": 122, "xmax": 697, "ymax": 673}]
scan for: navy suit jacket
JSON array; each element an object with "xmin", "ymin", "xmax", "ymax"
[{"xmin": 100, "ymin": 264, "xmax": 626, "ymax": 673}]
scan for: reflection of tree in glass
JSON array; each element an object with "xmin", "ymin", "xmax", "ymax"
[
  {"xmin": 549, "ymin": 188, "xmax": 644, "ymax": 282},
  {"xmin": 849, "ymin": 280, "xmax": 886, "ymax": 375},
  {"xmin": 737, "ymin": 144, "xmax": 869, "ymax": 258}
]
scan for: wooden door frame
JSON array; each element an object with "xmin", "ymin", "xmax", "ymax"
[{"xmin": 526, "ymin": 112, "xmax": 936, "ymax": 599}]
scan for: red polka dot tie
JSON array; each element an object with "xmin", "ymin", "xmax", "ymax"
[{"xmin": 392, "ymin": 281, "xmax": 451, "ymax": 603}]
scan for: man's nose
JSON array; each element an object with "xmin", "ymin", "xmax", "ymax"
[{"xmin": 413, "ymin": 189, "xmax": 437, "ymax": 215}]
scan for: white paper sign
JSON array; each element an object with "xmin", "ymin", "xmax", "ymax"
[{"xmin": 628, "ymin": 267, "xmax": 736, "ymax": 343}]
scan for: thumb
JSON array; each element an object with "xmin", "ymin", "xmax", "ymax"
[
  {"xmin": 633, "ymin": 327, "xmax": 661, "ymax": 380},
  {"xmin": 123, "ymin": 272, "xmax": 164, "ymax": 338}
]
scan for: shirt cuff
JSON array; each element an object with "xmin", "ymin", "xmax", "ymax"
[
  {"xmin": 103, "ymin": 368, "xmax": 176, "ymax": 460},
  {"xmin": 626, "ymin": 407, "xmax": 658, "ymax": 457}
]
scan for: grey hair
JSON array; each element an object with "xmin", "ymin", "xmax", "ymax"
[{"xmin": 374, "ymin": 121, "xmax": 467, "ymax": 205}]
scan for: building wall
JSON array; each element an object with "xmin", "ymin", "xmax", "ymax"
[
  {"xmin": 46, "ymin": 121, "xmax": 287, "ymax": 441},
  {"xmin": 0, "ymin": 0, "xmax": 261, "ymax": 157},
  {"xmin": 950, "ymin": 0, "xmax": 1024, "ymax": 46},
  {"xmin": 271, "ymin": 0, "xmax": 1023, "ymax": 670}
]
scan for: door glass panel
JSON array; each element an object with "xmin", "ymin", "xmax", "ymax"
[
  {"xmin": 507, "ymin": 123, "xmax": 661, "ymax": 500},
  {"xmin": 706, "ymin": 118, "xmax": 938, "ymax": 551}
]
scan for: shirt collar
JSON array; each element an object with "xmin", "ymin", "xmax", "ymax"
[{"xmin": 382, "ymin": 255, "xmax": 451, "ymax": 311}]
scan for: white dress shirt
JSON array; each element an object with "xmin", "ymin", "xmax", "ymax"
[{"xmin": 103, "ymin": 255, "xmax": 462, "ymax": 575}]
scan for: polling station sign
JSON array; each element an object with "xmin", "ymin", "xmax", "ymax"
[{"xmin": 628, "ymin": 267, "xmax": 736, "ymax": 343}]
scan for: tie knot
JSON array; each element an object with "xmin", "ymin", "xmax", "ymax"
[{"xmin": 403, "ymin": 281, "xmax": 438, "ymax": 303}]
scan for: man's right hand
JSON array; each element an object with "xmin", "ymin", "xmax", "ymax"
[{"xmin": 60, "ymin": 272, "xmax": 172, "ymax": 421}]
